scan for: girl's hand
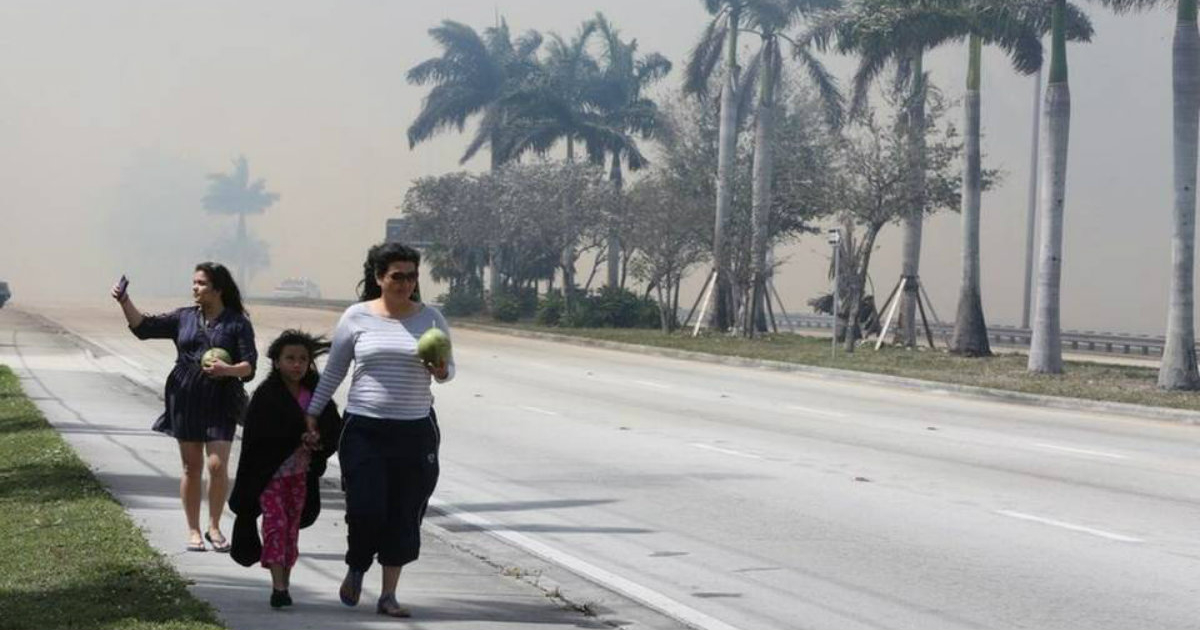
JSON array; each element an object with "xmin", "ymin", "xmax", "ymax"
[
  {"xmin": 302, "ymin": 415, "xmax": 321, "ymax": 451},
  {"xmin": 424, "ymin": 360, "xmax": 449, "ymax": 380}
]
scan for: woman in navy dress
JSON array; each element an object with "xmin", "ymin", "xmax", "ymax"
[{"xmin": 112, "ymin": 262, "xmax": 257, "ymax": 552}]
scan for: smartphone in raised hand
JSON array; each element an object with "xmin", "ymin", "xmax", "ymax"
[{"xmin": 115, "ymin": 275, "xmax": 129, "ymax": 301}]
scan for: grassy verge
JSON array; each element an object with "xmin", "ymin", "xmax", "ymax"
[
  {"xmin": 454, "ymin": 319, "xmax": 1200, "ymax": 412},
  {"xmin": 0, "ymin": 366, "xmax": 224, "ymax": 630}
]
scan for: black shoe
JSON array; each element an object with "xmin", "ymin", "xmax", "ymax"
[
  {"xmin": 270, "ymin": 589, "xmax": 292, "ymax": 609},
  {"xmin": 339, "ymin": 570, "xmax": 364, "ymax": 606}
]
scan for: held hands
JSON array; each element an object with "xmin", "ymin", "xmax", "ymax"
[{"xmin": 301, "ymin": 414, "xmax": 321, "ymax": 452}]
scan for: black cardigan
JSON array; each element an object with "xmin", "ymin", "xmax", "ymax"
[{"xmin": 228, "ymin": 374, "xmax": 343, "ymax": 567}]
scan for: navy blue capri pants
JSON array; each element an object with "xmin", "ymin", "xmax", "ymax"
[{"xmin": 339, "ymin": 410, "xmax": 440, "ymax": 571}]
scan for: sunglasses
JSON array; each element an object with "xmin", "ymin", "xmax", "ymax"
[{"xmin": 386, "ymin": 270, "xmax": 419, "ymax": 283}]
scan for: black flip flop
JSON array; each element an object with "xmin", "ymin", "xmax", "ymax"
[
  {"xmin": 204, "ymin": 531, "xmax": 230, "ymax": 553},
  {"xmin": 186, "ymin": 540, "xmax": 207, "ymax": 552}
]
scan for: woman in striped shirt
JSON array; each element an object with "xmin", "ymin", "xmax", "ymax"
[{"xmin": 304, "ymin": 242, "xmax": 454, "ymax": 618}]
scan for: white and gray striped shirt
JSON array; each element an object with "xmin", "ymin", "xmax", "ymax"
[{"xmin": 307, "ymin": 302, "xmax": 455, "ymax": 420}]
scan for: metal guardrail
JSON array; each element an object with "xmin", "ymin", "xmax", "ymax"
[
  {"xmin": 783, "ymin": 314, "xmax": 1166, "ymax": 357},
  {"xmin": 250, "ymin": 297, "xmax": 1166, "ymax": 358}
]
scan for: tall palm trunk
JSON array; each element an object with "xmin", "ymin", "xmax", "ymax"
[
  {"xmin": 897, "ymin": 51, "xmax": 927, "ymax": 348},
  {"xmin": 1029, "ymin": 0, "xmax": 1071, "ymax": 374},
  {"xmin": 745, "ymin": 41, "xmax": 779, "ymax": 337},
  {"xmin": 488, "ymin": 129, "xmax": 504, "ymax": 303},
  {"xmin": 1160, "ymin": 0, "xmax": 1200, "ymax": 390},
  {"xmin": 710, "ymin": 5, "xmax": 741, "ymax": 331},
  {"xmin": 951, "ymin": 35, "xmax": 991, "ymax": 356},
  {"xmin": 1022, "ymin": 66, "xmax": 1043, "ymax": 330},
  {"xmin": 607, "ymin": 152, "xmax": 624, "ymax": 288},
  {"xmin": 562, "ymin": 137, "xmax": 578, "ymax": 302}
]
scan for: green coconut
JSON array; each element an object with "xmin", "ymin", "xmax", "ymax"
[
  {"xmin": 417, "ymin": 328, "xmax": 451, "ymax": 365},
  {"xmin": 201, "ymin": 347, "xmax": 233, "ymax": 368}
]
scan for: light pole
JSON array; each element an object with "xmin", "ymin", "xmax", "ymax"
[{"xmin": 828, "ymin": 228, "xmax": 842, "ymax": 359}]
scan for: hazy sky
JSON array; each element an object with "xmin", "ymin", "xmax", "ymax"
[{"xmin": 0, "ymin": 1, "xmax": 1179, "ymax": 334}]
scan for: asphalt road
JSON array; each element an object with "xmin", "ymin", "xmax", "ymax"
[{"xmin": 20, "ymin": 298, "xmax": 1200, "ymax": 630}]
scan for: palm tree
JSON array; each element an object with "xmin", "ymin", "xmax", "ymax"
[
  {"xmin": 687, "ymin": 0, "xmax": 841, "ymax": 332},
  {"xmin": 407, "ymin": 19, "xmax": 542, "ymax": 301},
  {"xmin": 406, "ymin": 19, "xmax": 543, "ymax": 170},
  {"xmin": 1051, "ymin": 0, "xmax": 1196, "ymax": 385},
  {"xmin": 1027, "ymin": 0, "xmax": 1075, "ymax": 373},
  {"xmin": 685, "ymin": 0, "xmax": 746, "ymax": 331},
  {"xmin": 952, "ymin": 1, "xmax": 1093, "ymax": 356},
  {"xmin": 1149, "ymin": 0, "xmax": 1200, "ymax": 388},
  {"xmin": 805, "ymin": 0, "xmax": 945, "ymax": 348},
  {"xmin": 741, "ymin": 0, "xmax": 844, "ymax": 337},
  {"xmin": 590, "ymin": 13, "xmax": 672, "ymax": 288},
  {"xmin": 201, "ymin": 155, "xmax": 278, "ymax": 290},
  {"xmin": 952, "ymin": 34, "xmax": 993, "ymax": 355},
  {"xmin": 806, "ymin": 0, "xmax": 1086, "ymax": 350},
  {"xmin": 501, "ymin": 20, "xmax": 602, "ymax": 164}
]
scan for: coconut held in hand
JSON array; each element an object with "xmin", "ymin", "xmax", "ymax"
[
  {"xmin": 417, "ymin": 328, "xmax": 451, "ymax": 366},
  {"xmin": 201, "ymin": 347, "xmax": 233, "ymax": 368}
]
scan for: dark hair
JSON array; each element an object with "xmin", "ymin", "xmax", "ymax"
[
  {"xmin": 266, "ymin": 329, "xmax": 329, "ymax": 390},
  {"xmin": 195, "ymin": 262, "xmax": 247, "ymax": 316},
  {"xmin": 357, "ymin": 242, "xmax": 421, "ymax": 302}
]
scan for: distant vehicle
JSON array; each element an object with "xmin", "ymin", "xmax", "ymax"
[
  {"xmin": 271, "ymin": 277, "xmax": 321, "ymax": 300},
  {"xmin": 0, "ymin": 282, "xmax": 9, "ymax": 308}
]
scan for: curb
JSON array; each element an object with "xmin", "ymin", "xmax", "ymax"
[{"xmin": 450, "ymin": 320, "xmax": 1200, "ymax": 426}]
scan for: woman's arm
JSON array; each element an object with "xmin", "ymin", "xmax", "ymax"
[{"xmin": 306, "ymin": 309, "xmax": 356, "ymax": 417}]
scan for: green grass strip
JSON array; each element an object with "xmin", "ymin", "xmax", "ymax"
[
  {"xmin": 0, "ymin": 366, "xmax": 224, "ymax": 630},
  {"xmin": 462, "ymin": 320, "xmax": 1200, "ymax": 413}
]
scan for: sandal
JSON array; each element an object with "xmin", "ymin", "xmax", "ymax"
[
  {"xmin": 204, "ymin": 531, "xmax": 231, "ymax": 553},
  {"xmin": 376, "ymin": 594, "xmax": 411, "ymax": 618},
  {"xmin": 339, "ymin": 569, "xmax": 364, "ymax": 607},
  {"xmin": 185, "ymin": 539, "xmax": 207, "ymax": 552}
]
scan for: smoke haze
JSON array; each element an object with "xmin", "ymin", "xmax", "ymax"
[{"xmin": 0, "ymin": 1, "xmax": 1177, "ymax": 334}]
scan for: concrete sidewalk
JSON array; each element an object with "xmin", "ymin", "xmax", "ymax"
[{"xmin": 0, "ymin": 308, "xmax": 607, "ymax": 629}]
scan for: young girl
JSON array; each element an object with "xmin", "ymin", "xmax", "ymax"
[{"xmin": 229, "ymin": 330, "xmax": 343, "ymax": 608}]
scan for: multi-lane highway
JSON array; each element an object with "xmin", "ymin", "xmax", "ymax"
[{"xmin": 18, "ymin": 298, "xmax": 1200, "ymax": 630}]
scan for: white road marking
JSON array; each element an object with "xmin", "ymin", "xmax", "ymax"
[
  {"xmin": 995, "ymin": 510, "xmax": 1144, "ymax": 543},
  {"xmin": 518, "ymin": 405, "xmax": 560, "ymax": 416},
  {"xmin": 430, "ymin": 499, "xmax": 747, "ymax": 630},
  {"xmin": 689, "ymin": 443, "xmax": 763, "ymax": 460},
  {"xmin": 1034, "ymin": 443, "xmax": 1128, "ymax": 460},
  {"xmin": 632, "ymin": 379, "xmax": 671, "ymax": 389},
  {"xmin": 786, "ymin": 404, "xmax": 846, "ymax": 418}
]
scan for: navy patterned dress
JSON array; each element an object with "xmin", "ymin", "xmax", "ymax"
[{"xmin": 131, "ymin": 306, "xmax": 257, "ymax": 442}]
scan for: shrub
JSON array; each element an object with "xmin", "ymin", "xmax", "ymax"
[
  {"xmin": 491, "ymin": 293, "xmax": 522, "ymax": 322},
  {"xmin": 514, "ymin": 286, "xmax": 539, "ymax": 318},
  {"xmin": 536, "ymin": 291, "xmax": 566, "ymax": 326},
  {"xmin": 438, "ymin": 287, "xmax": 485, "ymax": 317},
  {"xmin": 561, "ymin": 287, "xmax": 660, "ymax": 329}
]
